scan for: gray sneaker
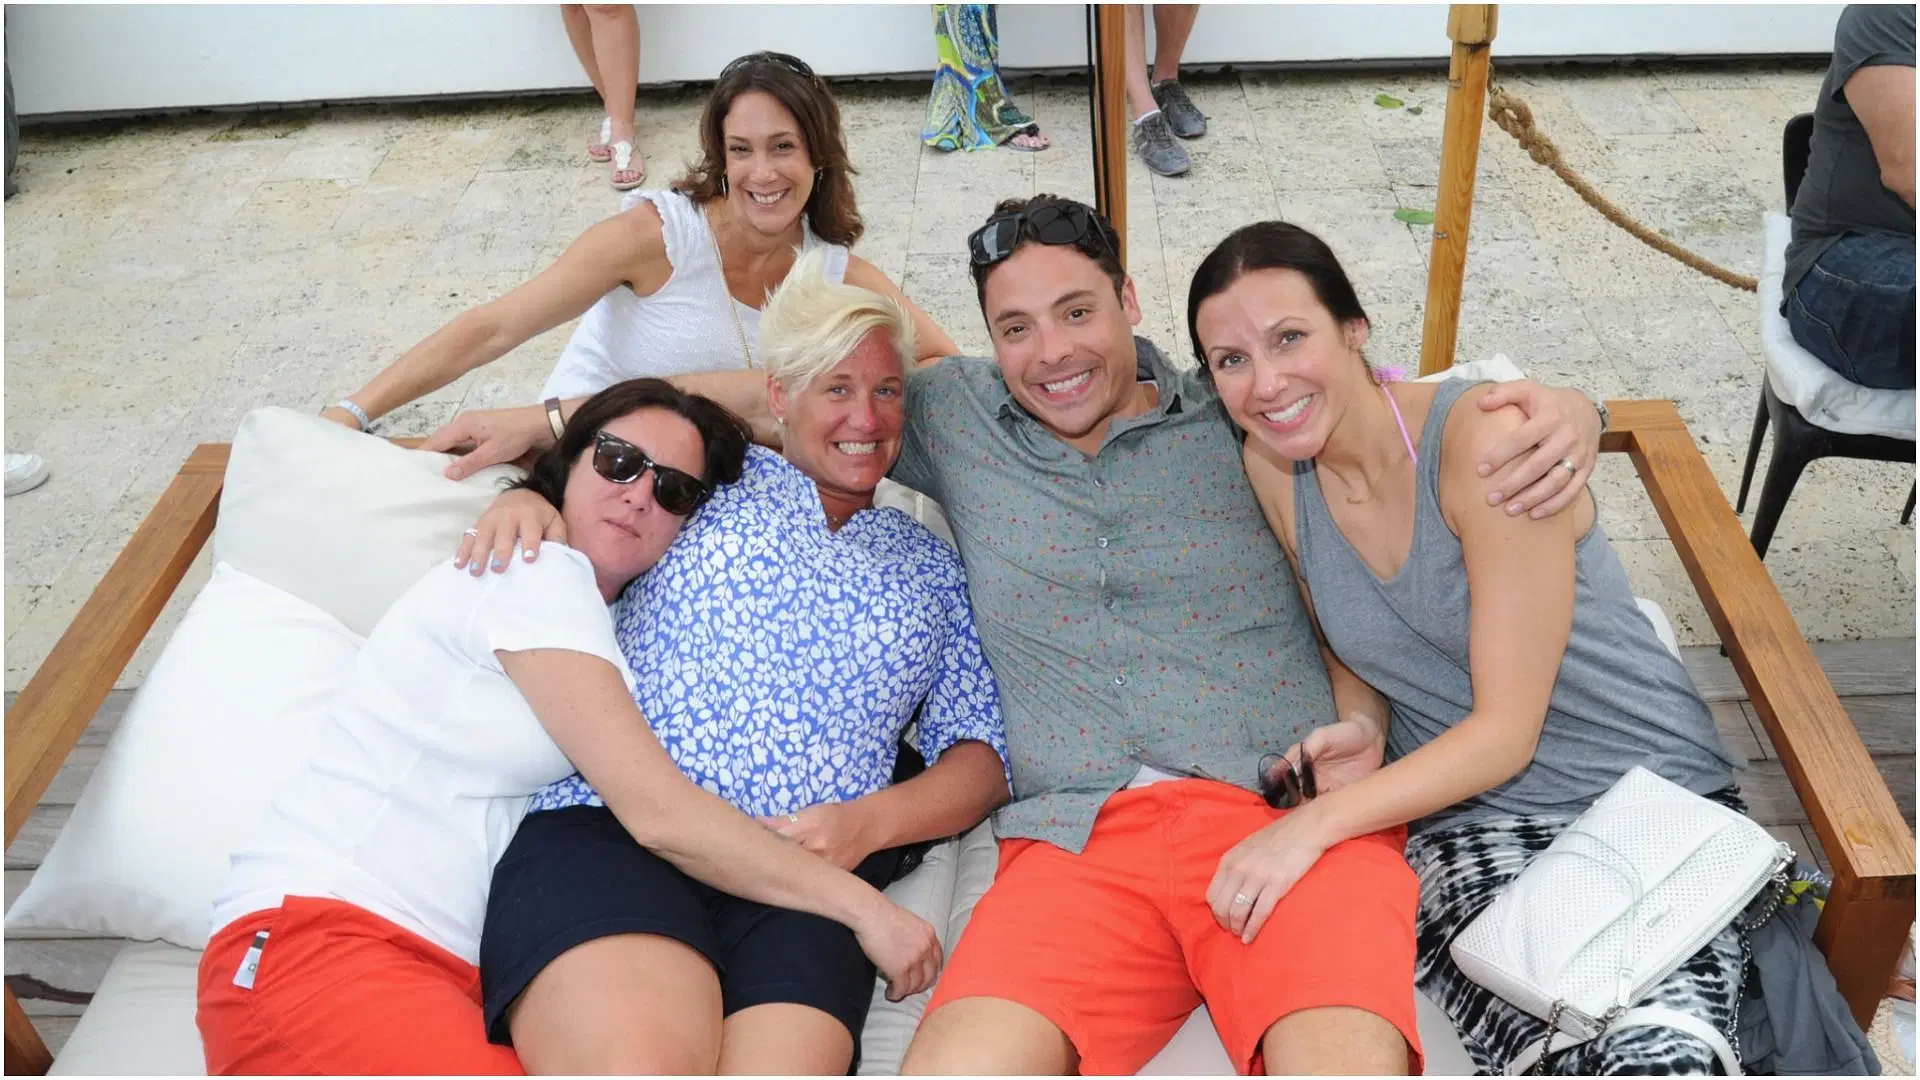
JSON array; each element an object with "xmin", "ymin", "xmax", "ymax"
[
  {"xmin": 1133, "ymin": 112, "xmax": 1191, "ymax": 177},
  {"xmin": 1151, "ymin": 79, "xmax": 1207, "ymax": 139}
]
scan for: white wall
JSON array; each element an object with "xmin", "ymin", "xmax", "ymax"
[{"xmin": 6, "ymin": 4, "xmax": 1839, "ymax": 119}]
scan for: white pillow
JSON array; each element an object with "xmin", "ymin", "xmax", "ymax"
[
  {"xmin": 5, "ymin": 563, "xmax": 363, "ymax": 948},
  {"xmin": 216, "ymin": 407, "xmax": 525, "ymax": 637}
]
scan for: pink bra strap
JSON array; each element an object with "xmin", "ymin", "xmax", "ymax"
[{"xmin": 1382, "ymin": 384, "xmax": 1418, "ymax": 466}]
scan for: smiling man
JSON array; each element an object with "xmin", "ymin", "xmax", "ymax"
[{"xmin": 882, "ymin": 194, "xmax": 1608, "ymax": 1076}]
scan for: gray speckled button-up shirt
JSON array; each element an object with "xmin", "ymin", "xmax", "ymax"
[{"xmin": 891, "ymin": 337, "xmax": 1334, "ymax": 853}]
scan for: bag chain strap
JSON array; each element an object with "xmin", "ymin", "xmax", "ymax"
[{"xmin": 1527, "ymin": 863, "xmax": 1791, "ymax": 1075}]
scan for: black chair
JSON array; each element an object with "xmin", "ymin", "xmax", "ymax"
[{"xmin": 1734, "ymin": 113, "xmax": 1915, "ymax": 559}]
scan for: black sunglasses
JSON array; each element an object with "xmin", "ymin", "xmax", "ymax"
[
  {"xmin": 591, "ymin": 430, "xmax": 711, "ymax": 516},
  {"xmin": 966, "ymin": 203, "xmax": 1115, "ymax": 268},
  {"xmin": 718, "ymin": 51, "xmax": 816, "ymax": 82},
  {"xmin": 1258, "ymin": 748, "xmax": 1317, "ymax": 810}
]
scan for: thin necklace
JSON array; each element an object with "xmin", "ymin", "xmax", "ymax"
[{"xmin": 703, "ymin": 203, "xmax": 758, "ymax": 369}]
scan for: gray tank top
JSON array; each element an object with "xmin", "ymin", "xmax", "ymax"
[{"xmin": 1293, "ymin": 379, "xmax": 1737, "ymax": 834}]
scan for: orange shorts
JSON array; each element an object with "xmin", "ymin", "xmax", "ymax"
[
  {"xmin": 196, "ymin": 895, "xmax": 523, "ymax": 1075},
  {"xmin": 925, "ymin": 780, "xmax": 1422, "ymax": 1075}
]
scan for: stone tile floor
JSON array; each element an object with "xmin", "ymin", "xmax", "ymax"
[{"xmin": 3, "ymin": 61, "xmax": 1913, "ymax": 693}]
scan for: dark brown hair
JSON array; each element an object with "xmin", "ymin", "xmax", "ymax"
[
  {"xmin": 969, "ymin": 193, "xmax": 1127, "ymax": 311},
  {"xmin": 507, "ymin": 378, "xmax": 751, "ymax": 512},
  {"xmin": 1185, "ymin": 221, "xmax": 1370, "ymax": 380},
  {"xmin": 672, "ymin": 52, "xmax": 863, "ymax": 247}
]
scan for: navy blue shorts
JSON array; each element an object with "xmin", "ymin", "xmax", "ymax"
[{"xmin": 479, "ymin": 804, "xmax": 902, "ymax": 1050}]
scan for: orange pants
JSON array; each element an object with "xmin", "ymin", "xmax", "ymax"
[
  {"xmin": 197, "ymin": 896, "xmax": 524, "ymax": 1075},
  {"xmin": 925, "ymin": 780, "xmax": 1423, "ymax": 1075}
]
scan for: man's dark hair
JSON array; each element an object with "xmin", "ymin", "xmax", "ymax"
[
  {"xmin": 506, "ymin": 378, "xmax": 751, "ymax": 512},
  {"xmin": 970, "ymin": 193, "xmax": 1127, "ymax": 311}
]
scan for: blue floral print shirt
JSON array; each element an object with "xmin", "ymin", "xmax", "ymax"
[{"xmin": 529, "ymin": 446, "xmax": 1010, "ymax": 818}]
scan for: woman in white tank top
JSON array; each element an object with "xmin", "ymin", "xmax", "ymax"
[{"xmin": 322, "ymin": 52, "xmax": 958, "ymax": 435}]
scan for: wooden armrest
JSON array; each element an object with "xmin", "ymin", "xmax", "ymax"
[{"xmin": 1605, "ymin": 400, "xmax": 1916, "ymax": 1027}]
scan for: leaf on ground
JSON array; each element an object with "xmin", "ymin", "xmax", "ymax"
[
  {"xmin": 1374, "ymin": 93, "xmax": 1405, "ymax": 109},
  {"xmin": 1407, "ymin": 105, "xmax": 1425, "ymax": 115},
  {"xmin": 1393, "ymin": 208, "xmax": 1436, "ymax": 226}
]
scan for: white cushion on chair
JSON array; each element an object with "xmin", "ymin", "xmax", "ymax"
[
  {"xmin": 1759, "ymin": 213, "xmax": 1916, "ymax": 440},
  {"xmin": 47, "ymin": 941, "xmax": 205, "ymax": 1075}
]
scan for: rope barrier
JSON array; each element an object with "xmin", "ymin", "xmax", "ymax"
[{"xmin": 1486, "ymin": 83, "xmax": 1759, "ymax": 293}]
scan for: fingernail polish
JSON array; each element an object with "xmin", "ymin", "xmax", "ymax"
[
  {"xmin": 1507, "ymin": 502, "xmax": 1522, "ymax": 515},
  {"xmin": 1488, "ymin": 492, "xmax": 1503, "ymax": 504}
]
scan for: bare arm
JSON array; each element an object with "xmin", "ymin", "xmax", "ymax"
[
  {"xmin": 329, "ymin": 209, "xmax": 664, "ymax": 428},
  {"xmin": 498, "ymin": 647, "xmax": 940, "ymax": 996},
  {"xmin": 1212, "ymin": 398, "xmax": 1581, "ymax": 941},
  {"xmin": 845, "ymin": 255, "xmax": 962, "ymax": 362},
  {"xmin": 769, "ymin": 742, "xmax": 1008, "ymax": 869},
  {"xmin": 1294, "ymin": 396, "xmax": 1577, "ymax": 841},
  {"xmin": 1848, "ymin": 63, "xmax": 1918, "ymax": 208}
]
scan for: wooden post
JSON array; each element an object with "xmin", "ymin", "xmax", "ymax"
[
  {"xmin": 1088, "ymin": 3, "xmax": 1129, "ymax": 268},
  {"xmin": 1418, "ymin": 4, "xmax": 1497, "ymax": 376}
]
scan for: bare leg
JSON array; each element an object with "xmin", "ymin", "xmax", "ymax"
[
  {"xmin": 716, "ymin": 1003, "xmax": 854, "ymax": 1075},
  {"xmin": 508, "ymin": 933, "xmax": 724, "ymax": 1074},
  {"xmin": 1123, "ymin": 5, "xmax": 1157, "ymax": 121},
  {"xmin": 560, "ymin": 4, "xmax": 606, "ymax": 102},
  {"xmin": 584, "ymin": 3, "xmax": 642, "ymax": 183},
  {"xmin": 1260, "ymin": 1005, "xmax": 1411, "ymax": 1076},
  {"xmin": 1149, "ymin": 5, "xmax": 1200, "ymax": 83},
  {"xmin": 902, "ymin": 997, "xmax": 1078, "ymax": 1075}
]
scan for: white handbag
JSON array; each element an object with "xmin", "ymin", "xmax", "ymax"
[{"xmin": 1449, "ymin": 767, "xmax": 1791, "ymax": 1075}]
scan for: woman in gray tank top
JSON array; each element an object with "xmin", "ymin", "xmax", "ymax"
[{"xmin": 1185, "ymin": 222, "xmax": 1754, "ymax": 1075}]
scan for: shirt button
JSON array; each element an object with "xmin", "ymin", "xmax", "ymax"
[
  {"xmin": 1113, "ymin": 674, "xmax": 1127, "ymax": 687},
  {"xmin": 1097, "ymin": 537, "xmax": 1110, "ymax": 549}
]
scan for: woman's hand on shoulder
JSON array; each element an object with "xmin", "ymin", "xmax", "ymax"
[
  {"xmin": 1444, "ymin": 386, "xmax": 1589, "ymax": 537},
  {"xmin": 456, "ymin": 488, "xmax": 568, "ymax": 575}
]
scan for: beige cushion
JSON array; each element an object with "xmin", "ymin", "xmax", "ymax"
[
  {"xmin": 215, "ymin": 407, "xmax": 525, "ymax": 638},
  {"xmin": 49, "ymin": 942, "xmax": 203, "ymax": 1076}
]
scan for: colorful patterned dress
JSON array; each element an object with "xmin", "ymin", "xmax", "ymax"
[{"xmin": 922, "ymin": 4, "xmax": 1041, "ymax": 151}]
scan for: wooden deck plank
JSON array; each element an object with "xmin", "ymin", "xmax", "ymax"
[
  {"xmin": 4, "ymin": 808, "xmax": 68, "ymax": 872},
  {"xmin": 1740, "ymin": 696, "xmax": 1916, "ymax": 760},
  {"xmin": 1684, "ymin": 639, "xmax": 1918, "ymax": 702},
  {"xmin": 2, "ymin": 940, "xmax": 120, "ymax": 1001},
  {"xmin": 1713, "ymin": 700, "xmax": 1764, "ymax": 764}
]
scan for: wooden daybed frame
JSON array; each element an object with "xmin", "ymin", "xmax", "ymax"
[{"xmin": 4, "ymin": 406, "xmax": 1915, "ymax": 1073}]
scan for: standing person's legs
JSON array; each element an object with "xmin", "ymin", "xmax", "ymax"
[
  {"xmin": 1166, "ymin": 782, "xmax": 1422, "ymax": 1075},
  {"xmin": 1123, "ymin": 5, "xmax": 1192, "ymax": 175},
  {"xmin": 1123, "ymin": 5, "xmax": 1158, "ymax": 120},
  {"xmin": 583, "ymin": 3, "xmax": 643, "ymax": 186},
  {"xmin": 560, "ymin": 5, "xmax": 613, "ymax": 161},
  {"xmin": 1784, "ymin": 231, "xmax": 1917, "ymax": 391},
  {"xmin": 1149, "ymin": 5, "xmax": 1200, "ymax": 83}
]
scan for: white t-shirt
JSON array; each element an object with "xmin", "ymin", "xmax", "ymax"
[{"xmin": 210, "ymin": 543, "xmax": 634, "ymax": 966}]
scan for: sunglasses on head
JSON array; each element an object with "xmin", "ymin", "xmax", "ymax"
[
  {"xmin": 591, "ymin": 430, "xmax": 711, "ymax": 516},
  {"xmin": 966, "ymin": 203, "xmax": 1115, "ymax": 268},
  {"xmin": 718, "ymin": 51, "xmax": 816, "ymax": 82}
]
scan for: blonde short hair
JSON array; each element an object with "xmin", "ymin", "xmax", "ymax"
[{"xmin": 758, "ymin": 247, "xmax": 916, "ymax": 394}]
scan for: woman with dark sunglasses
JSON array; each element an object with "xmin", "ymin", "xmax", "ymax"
[
  {"xmin": 318, "ymin": 51, "xmax": 958, "ymax": 473},
  {"xmin": 197, "ymin": 380, "xmax": 944, "ymax": 1076},
  {"xmin": 465, "ymin": 252, "xmax": 1011, "ymax": 1074}
]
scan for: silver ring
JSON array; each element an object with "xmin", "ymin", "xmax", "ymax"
[
  {"xmin": 463, "ymin": 528, "xmax": 479, "ymax": 537},
  {"xmin": 1558, "ymin": 458, "xmax": 1578, "ymax": 475},
  {"xmin": 787, "ymin": 813, "xmax": 800, "ymax": 824},
  {"xmin": 1232, "ymin": 892, "xmax": 1254, "ymax": 908}
]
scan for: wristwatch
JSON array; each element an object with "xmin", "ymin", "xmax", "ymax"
[
  {"xmin": 544, "ymin": 397, "xmax": 566, "ymax": 442},
  {"xmin": 1588, "ymin": 393, "xmax": 1611, "ymax": 434}
]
